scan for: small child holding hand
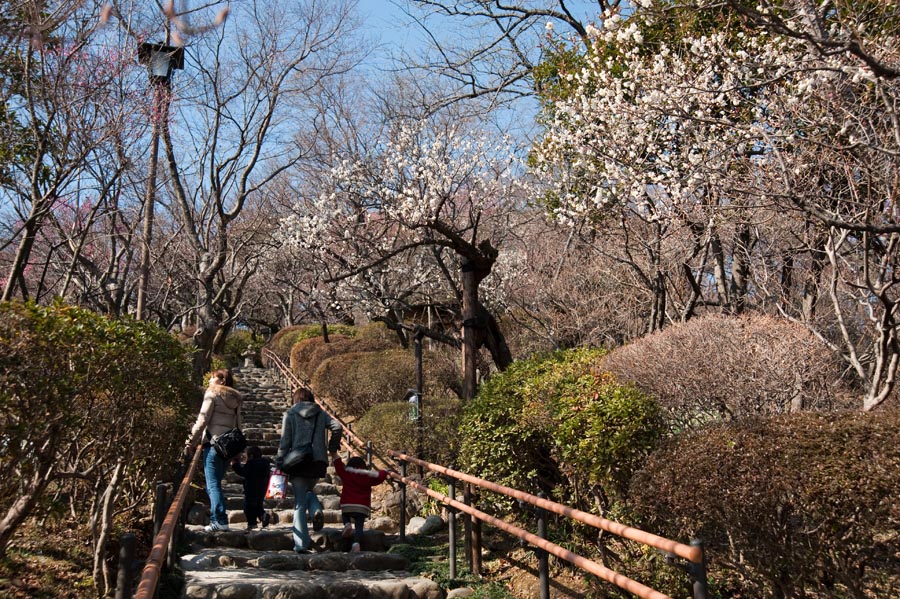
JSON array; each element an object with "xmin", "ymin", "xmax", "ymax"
[
  {"xmin": 231, "ymin": 446, "xmax": 271, "ymax": 531},
  {"xmin": 332, "ymin": 453, "xmax": 389, "ymax": 552}
]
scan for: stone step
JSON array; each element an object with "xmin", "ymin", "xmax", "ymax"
[
  {"xmin": 226, "ymin": 506, "xmax": 344, "ymax": 525},
  {"xmin": 181, "ymin": 547, "xmax": 442, "ymax": 599},
  {"xmin": 185, "ymin": 525, "xmax": 394, "ymax": 554}
]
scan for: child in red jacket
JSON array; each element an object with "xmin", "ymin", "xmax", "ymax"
[{"xmin": 332, "ymin": 454, "xmax": 389, "ymax": 552}]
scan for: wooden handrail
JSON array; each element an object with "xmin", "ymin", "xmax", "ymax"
[
  {"xmin": 398, "ymin": 473, "xmax": 675, "ymax": 599},
  {"xmin": 389, "ymin": 450, "xmax": 701, "ymax": 564},
  {"xmin": 133, "ymin": 445, "xmax": 202, "ymax": 599}
]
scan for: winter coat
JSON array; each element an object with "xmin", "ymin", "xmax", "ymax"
[
  {"xmin": 233, "ymin": 456, "xmax": 271, "ymax": 501},
  {"xmin": 186, "ymin": 383, "xmax": 243, "ymax": 448},
  {"xmin": 333, "ymin": 457, "xmax": 388, "ymax": 517},
  {"xmin": 276, "ymin": 401, "xmax": 342, "ymax": 468}
]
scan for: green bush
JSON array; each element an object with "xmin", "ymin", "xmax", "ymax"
[
  {"xmin": 355, "ymin": 321, "xmax": 397, "ymax": 342},
  {"xmin": 629, "ymin": 411, "xmax": 900, "ymax": 598},
  {"xmin": 457, "ymin": 348, "xmax": 663, "ymax": 513},
  {"xmin": 354, "ymin": 396, "xmax": 463, "ymax": 466},
  {"xmin": 0, "ymin": 300, "xmax": 194, "ymax": 589},
  {"xmin": 221, "ymin": 329, "xmax": 264, "ymax": 367}
]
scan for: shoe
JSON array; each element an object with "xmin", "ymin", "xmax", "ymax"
[
  {"xmin": 295, "ymin": 547, "xmax": 311, "ymax": 554},
  {"xmin": 246, "ymin": 524, "xmax": 256, "ymax": 532},
  {"xmin": 312, "ymin": 510, "xmax": 324, "ymax": 532},
  {"xmin": 262, "ymin": 512, "xmax": 270, "ymax": 528},
  {"xmin": 351, "ymin": 542, "xmax": 361, "ymax": 553},
  {"xmin": 204, "ymin": 522, "xmax": 230, "ymax": 532},
  {"xmin": 342, "ymin": 523, "xmax": 353, "ymax": 539}
]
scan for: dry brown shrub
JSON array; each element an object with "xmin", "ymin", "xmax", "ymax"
[
  {"xmin": 290, "ymin": 334, "xmax": 351, "ymax": 379},
  {"xmin": 296, "ymin": 335, "xmax": 399, "ymax": 382},
  {"xmin": 630, "ymin": 410, "xmax": 900, "ymax": 598},
  {"xmin": 311, "ymin": 348, "xmax": 460, "ymax": 419},
  {"xmin": 601, "ymin": 314, "xmax": 852, "ymax": 429},
  {"xmin": 266, "ymin": 325, "xmax": 315, "ymax": 362}
]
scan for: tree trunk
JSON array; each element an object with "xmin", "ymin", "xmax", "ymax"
[
  {"xmin": 461, "ymin": 259, "xmax": 478, "ymax": 401},
  {"xmin": 92, "ymin": 458, "xmax": 125, "ymax": 596},
  {"xmin": 1, "ymin": 216, "xmax": 40, "ymax": 301},
  {"xmin": 0, "ymin": 462, "xmax": 53, "ymax": 557}
]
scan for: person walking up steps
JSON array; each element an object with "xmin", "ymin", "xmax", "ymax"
[
  {"xmin": 231, "ymin": 446, "xmax": 271, "ymax": 531},
  {"xmin": 184, "ymin": 368, "xmax": 243, "ymax": 532},
  {"xmin": 276, "ymin": 388, "xmax": 342, "ymax": 553},
  {"xmin": 332, "ymin": 454, "xmax": 389, "ymax": 552}
]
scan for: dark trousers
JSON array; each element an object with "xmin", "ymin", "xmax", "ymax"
[
  {"xmin": 342, "ymin": 511, "xmax": 366, "ymax": 545},
  {"xmin": 244, "ymin": 495, "xmax": 265, "ymax": 527}
]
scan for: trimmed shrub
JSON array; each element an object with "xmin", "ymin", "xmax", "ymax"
[
  {"xmin": 267, "ymin": 323, "xmax": 358, "ymax": 363},
  {"xmin": 629, "ymin": 411, "xmax": 900, "ymax": 598},
  {"xmin": 354, "ymin": 396, "xmax": 463, "ymax": 466},
  {"xmin": 457, "ymin": 348, "xmax": 663, "ymax": 513},
  {"xmin": 290, "ymin": 334, "xmax": 352, "ymax": 379},
  {"xmin": 601, "ymin": 314, "xmax": 852, "ymax": 430},
  {"xmin": 292, "ymin": 334, "xmax": 400, "ymax": 381},
  {"xmin": 355, "ymin": 321, "xmax": 398, "ymax": 342},
  {"xmin": 267, "ymin": 325, "xmax": 315, "ymax": 362},
  {"xmin": 311, "ymin": 348, "xmax": 459, "ymax": 419}
]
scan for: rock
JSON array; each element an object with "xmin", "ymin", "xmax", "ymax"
[
  {"xmin": 418, "ymin": 515, "xmax": 445, "ymax": 535},
  {"xmin": 217, "ymin": 583, "xmax": 257, "ymax": 599},
  {"xmin": 256, "ymin": 552, "xmax": 308, "ymax": 571},
  {"xmin": 248, "ymin": 530, "xmax": 293, "ymax": 551},
  {"xmin": 261, "ymin": 581, "xmax": 326, "ymax": 599},
  {"xmin": 368, "ymin": 516, "xmax": 396, "ymax": 532},
  {"xmin": 184, "ymin": 583, "xmax": 211, "ymax": 598},
  {"xmin": 324, "ymin": 580, "xmax": 370, "ymax": 599},
  {"xmin": 187, "ymin": 503, "xmax": 208, "ymax": 525},
  {"xmin": 368, "ymin": 579, "xmax": 413, "ymax": 599},
  {"xmin": 351, "ymin": 553, "xmax": 409, "ymax": 572},
  {"xmin": 447, "ymin": 588, "xmax": 475, "ymax": 599},
  {"xmin": 406, "ymin": 517, "xmax": 427, "ymax": 534},
  {"xmin": 308, "ymin": 552, "xmax": 349, "ymax": 572}
]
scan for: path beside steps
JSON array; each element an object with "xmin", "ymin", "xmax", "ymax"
[{"xmin": 180, "ymin": 365, "xmax": 443, "ymax": 599}]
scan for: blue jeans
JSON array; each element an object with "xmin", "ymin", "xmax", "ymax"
[
  {"xmin": 289, "ymin": 476, "xmax": 323, "ymax": 551},
  {"xmin": 203, "ymin": 447, "xmax": 228, "ymax": 525}
]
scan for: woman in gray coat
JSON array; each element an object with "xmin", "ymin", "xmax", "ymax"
[{"xmin": 276, "ymin": 387, "xmax": 342, "ymax": 553}]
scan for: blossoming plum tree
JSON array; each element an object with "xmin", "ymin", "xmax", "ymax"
[
  {"xmin": 280, "ymin": 114, "xmax": 529, "ymax": 397},
  {"xmin": 532, "ymin": 0, "xmax": 900, "ymax": 409}
]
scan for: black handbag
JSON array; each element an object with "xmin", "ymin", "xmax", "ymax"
[
  {"xmin": 213, "ymin": 427, "xmax": 247, "ymax": 460},
  {"xmin": 210, "ymin": 401, "xmax": 246, "ymax": 460}
]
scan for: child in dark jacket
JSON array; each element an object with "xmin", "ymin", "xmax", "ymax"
[
  {"xmin": 232, "ymin": 446, "xmax": 271, "ymax": 530},
  {"xmin": 332, "ymin": 454, "xmax": 389, "ymax": 552}
]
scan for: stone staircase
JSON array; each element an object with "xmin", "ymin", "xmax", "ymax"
[{"xmin": 180, "ymin": 365, "xmax": 443, "ymax": 598}]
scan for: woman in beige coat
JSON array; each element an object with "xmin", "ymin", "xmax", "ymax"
[{"xmin": 185, "ymin": 369, "xmax": 243, "ymax": 532}]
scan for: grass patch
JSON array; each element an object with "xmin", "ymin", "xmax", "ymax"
[{"xmin": 388, "ymin": 533, "xmax": 516, "ymax": 599}]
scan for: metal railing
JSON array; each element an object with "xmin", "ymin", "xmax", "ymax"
[{"xmin": 388, "ymin": 451, "xmax": 708, "ymax": 599}]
